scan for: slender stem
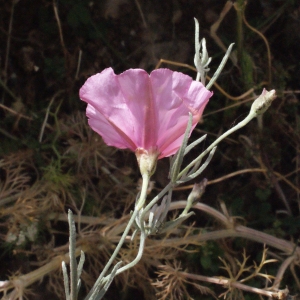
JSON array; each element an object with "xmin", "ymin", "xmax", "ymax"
[
  {"xmin": 180, "ymin": 271, "xmax": 286, "ymax": 298},
  {"xmin": 170, "ymin": 113, "xmax": 193, "ymax": 182},
  {"xmin": 5, "ymin": 201, "xmax": 299, "ymax": 297},
  {"xmin": 273, "ymin": 256, "xmax": 296, "ymax": 289},
  {"xmin": 85, "ymin": 173, "xmax": 150, "ymax": 299},
  {"xmin": 136, "ymin": 173, "xmax": 150, "ymax": 210},
  {"xmin": 94, "ymin": 262, "xmax": 122, "ymax": 300},
  {"xmin": 115, "ymin": 230, "xmax": 147, "ymax": 275},
  {"xmin": 178, "ymin": 112, "xmax": 254, "ymax": 178},
  {"xmin": 142, "ymin": 182, "xmax": 174, "ymax": 219},
  {"xmin": 236, "ymin": 0, "xmax": 244, "ymax": 64},
  {"xmin": 3, "ymin": 0, "xmax": 16, "ymax": 85},
  {"xmin": 68, "ymin": 211, "xmax": 78, "ymax": 300},
  {"xmin": 84, "ymin": 210, "xmax": 139, "ymax": 300},
  {"xmin": 166, "ymin": 201, "xmax": 300, "ymax": 256},
  {"xmin": 182, "ymin": 147, "xmax": 216, "ymax": 182}
]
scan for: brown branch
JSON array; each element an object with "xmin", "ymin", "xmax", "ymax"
[{"xmin": 179, "ymin": 271, "xmax": 290, "ymax": 299}]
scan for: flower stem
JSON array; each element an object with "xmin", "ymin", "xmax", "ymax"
[
  {"xmin": 136, "ymin": 173, "xmax": 150, "ymax": 210},
  {"xmin": 85, "ymin": 173, "xmax": 150, "ymax": 299},
  {"xmin": 178, "ymin": 112, "xmax": 255, "ymax": 179},
  {"xmin": 115, "ymin": 230, "xmax": 147, "ymax": 275},
  {"xmin": 142, "ymin": 182, "xmax": 174, "ymax": 219},
  {"xmin": 84, "ymin": 209, "xmax": 139, "ymax": 299}
]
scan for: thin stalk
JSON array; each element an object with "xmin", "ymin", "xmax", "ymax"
[
  {"xmin": 167, "ymin": 201, "xmax": 299, "ymax": 256},
  {"xmin": 115, "ymin": 230, "xmax": 146, "ymax": 275},
  {"xmin": 178, "ymin": 113, "xmax": 254, "ymax": 178},
  {"xmin": 235, "ymin": 0, "xmax": 244, "ymax": 63},
  {"xmin": 85, "ymin": 173, "xmax": 150, "ymax": 299},
  {"xmin": 84, "ymin": 210, "xmax": 139, "ymax": 299},
  {"xmin": 142, "ymin": 182, "xmax": 174, "ymax": 218},
  {"xmin": 136, "ymin": 173, "xmax": 150, "ymax": 210},
  {"xmin": 3, "ymin": 0, "xmax": 16, "ymax": 85},
  {"xmin": 180, "ymin": 271, "xmax": 287, "ymax": 298},
  {"xmin": 68, "ymin": 211, "xmax": 78, "ymax": 300}
]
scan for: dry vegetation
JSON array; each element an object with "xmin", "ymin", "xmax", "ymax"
[{"xmin": 0, "ymin": 0, "xmax": 300, "ymax": 299}]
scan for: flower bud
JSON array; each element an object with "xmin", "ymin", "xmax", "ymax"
[
  {"xmin": 187, "ymin": 179, "xmax": 208, "ymax": 206},
  {"xmin": 250, "ymin": 89, "xmax": 276, "ymax": 116}
]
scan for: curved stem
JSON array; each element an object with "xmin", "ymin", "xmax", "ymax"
[
  {"xmin": 141, "ymin": 182, "xmax": 174, "ymax": 220},
  {"xmin": 166, "ymin": 201, "xmax": 300, "ymax": 256},
  {"xmin": 84, "ymin": 209, "xmax": 139, "ymax": 299},
  {"xmin": 272, "ymin": 255, "xmax": 295, "ymax": 289},
  {"xmin": 85, "ymin": 174, "xmax": 150, "ymax": 299},
  {"xmin": 136, "ymin": 173, "xmax": 150, "ymax": 210},
  {"xmin": 169, "ymin": 201, "xmax": 230, "ymax": 226},
  {"xmin": 115, "ymin": 230, "xmax": 147, "ymax": 275},
  {"xmin": 178, "ymin": 113, "xmax": 254, "ymax": 178},
  {"xmin": 180, "ymin": 271, "xmax": 287, "ymax": 298}
]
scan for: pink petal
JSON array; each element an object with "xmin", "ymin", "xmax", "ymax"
[
  {"xmin": 149, "ymin": 69, "xmax": 212, "ymax": 158},
  {"xmin": 80, "ymin": 68, "xmax": 158, "ymax": 150},
  {"xmin": 117, "ymin": 69, "xmax": 158, "ymax": 150},
  {"xmin": 86, "ymin": 104, "xmax": 136, "ymax": 150},
  {"xmin": 80, "ymin": 67, "xmax": 212, "ymax": 159}
]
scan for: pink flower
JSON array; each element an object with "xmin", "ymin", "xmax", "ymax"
[{"xmin": 79, "ymin": 67, "xmax": 212, "ymax": 160}]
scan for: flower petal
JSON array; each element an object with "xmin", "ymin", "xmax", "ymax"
[
  {"xmin": 80, "ymin": 67, "xmax": 212, "ymax": 159},
  {"xmin": 80, "ymin": 68, "xmax": 158, "ymax": 150},
  {"xmin": 116, "ymin": 68, "xmax": 158, "ymax": 150},
  {"xmin": 86, "ymin": 104, "xmax": 136, "ymax": 150},
  {"xmin": 149, "ymin": 69, "xmax": 212, "ymax": 158}
]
